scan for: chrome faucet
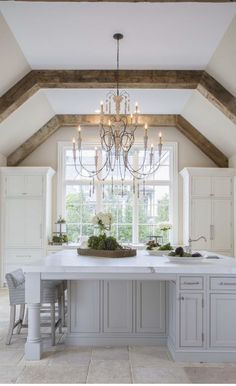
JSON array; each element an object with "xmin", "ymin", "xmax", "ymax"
[{"xmin": 186, "ymin": 236, "xmax": 207, "ymax": 254}]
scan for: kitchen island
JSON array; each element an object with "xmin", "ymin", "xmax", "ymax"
[{"xmin": 24, "ymin": 250, "xmax": 236, "ymax": 362}]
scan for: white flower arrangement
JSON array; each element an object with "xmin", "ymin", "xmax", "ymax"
[
  {"xmin": 159, "ymin": 222, "xmax": 172, "ymax": 232},
  {"xmin": 92, "ymin": 212, "xmax": 113, "ymax": 233}
]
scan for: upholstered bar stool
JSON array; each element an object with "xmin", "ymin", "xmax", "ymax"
[{"xmin": 5, "ymin": 269, "xmax": 63, "ymax": 346}]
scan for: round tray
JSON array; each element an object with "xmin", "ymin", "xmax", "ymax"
[{"xmin": 77, "ymin": 248, "xmax": 137, "ymax": 258}]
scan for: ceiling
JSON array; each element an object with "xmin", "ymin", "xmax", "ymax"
[
  {"xmin": 0, "ymin": 2, "xmax": 235, "ymax": 161},
  {"xmin": 0, "ymin": 2, "xmax": 235, "ymax": 70}
]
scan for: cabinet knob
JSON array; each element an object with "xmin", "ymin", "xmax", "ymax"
[{"xmin": 179, "ymin": 296, "xmax": 184, "ymax": 301}]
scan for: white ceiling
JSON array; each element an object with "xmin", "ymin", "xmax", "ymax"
[
  {"xmin": 44, "ymin": 89, "xmax": 192, "ymax": 115},
  {"xmin": 0, "ymin": 2, "xmax": 236, "ymax": 70}
]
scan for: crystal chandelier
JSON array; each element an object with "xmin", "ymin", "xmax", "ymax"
[{"xmin": 73, "ymin": 33, "xmax": 164, "ymax": 190}]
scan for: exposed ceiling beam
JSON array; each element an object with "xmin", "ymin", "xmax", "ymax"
[
  {"xmin": 0, "ymin": 70, "xmax": 202, "ymax": 124},
  {"xmin": 176, "ymin": 115, "xmax": 228, "ymax": 167},
  {"xmin": 198, "ymin": 72, "xmax": 236, "ymax": 125},
  {"xmin": 0, "ymin": 70, "xmax": 235, "ymax": 125},
  {"xmin": 7, "ymin": 114, "xmax": 228, "ymax": 168}
]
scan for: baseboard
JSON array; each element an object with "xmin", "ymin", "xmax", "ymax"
[
  {"xmin": 168, "ymin": 338, "xmax": 236, "ymax": 363},
  {"xmin": 66, "ymin": 334, "xmax": 167, "ymax": 346}
]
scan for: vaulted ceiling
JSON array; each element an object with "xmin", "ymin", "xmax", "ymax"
[{"xmin": 0, "ymin": 2, "xmax": 235, "ymax": 165}]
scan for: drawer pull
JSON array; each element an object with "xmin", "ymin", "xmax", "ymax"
[
  {"xmin": 16, "ymin": 255, "xmax": 31, "ymax": 258},
  {"xmin": 219, "ymin": 282, "xmax": 236, "ymax": 286},
  {"xmin": 183, "ymin": 281, "xmax": 199, "ymax": 285}
]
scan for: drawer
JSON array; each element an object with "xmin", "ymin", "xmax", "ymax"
[
  {"xmin": 5, "ymin": 249, "xmax": 43, "ymax": 265},
  {"xmin": 210, "ymin": 277, "xmax": 236, "ymax": 291},
  {"xmin": 180, "ymin": 276, "xmax": 203, "ymax": 290}
]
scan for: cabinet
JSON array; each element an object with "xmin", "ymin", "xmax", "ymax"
[
  {"xmin": 0, "ymin": 167, "xmax": 55, "ymax": 284},
  {"xmin": 179, "ymin": 293, "xmax": 203, "ymax": 347},
  {"xmin": 181, "ymin": 168, "xmax": 235, "ymax": 254}
]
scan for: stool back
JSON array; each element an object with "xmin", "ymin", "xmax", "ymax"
[{"xmin": 5, "ymin": 269, "xmax": 25, "ymax": 305}]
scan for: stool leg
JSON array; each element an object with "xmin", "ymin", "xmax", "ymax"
[
  {"xmin": 5, "ymin": 305, "xmax": 16, "ymax": 345},
  {"xmin": 58, "ymin": 298, "xmax": 62, "ymax": 334},
  {"xmin": 61, "ymin": 290, "xmax": 65, "ymax": 327},
  {"xmin": 17, "ymin": 304, "xmax": 25, "ymax": 334},
  {"xmin": 24, "ymin": 307, "xmax": 28, "ymax": 326},
  {"xmin": 50, "ymin": 303, "xmax": 55, "ymax": 346}
]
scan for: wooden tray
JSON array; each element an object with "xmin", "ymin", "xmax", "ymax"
[{"xmin": 77, "ymin": 248, "xmax": 137, "ymax": 258}]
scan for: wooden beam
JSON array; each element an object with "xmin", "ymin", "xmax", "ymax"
[
  {"xmin": 58, "ymin": 114, "xmax": 177, "ymax": 127},
  {"xmin": 176, "ymin": 115, "xmax": 228, "ymax": 168},
  {"xmin": 7, "ymin": 115, "xmax": 61, "ymax": 166},
  {"xmin": 7, "ymin": 114, "xmax": 228, "ymax": 167},
  {"xmin": 1, "ymin": 70, "xmax": 235, "ymax": 126},
  {"xmin": 0, "ymin": 71, "xmax": 39, "ymax": 124},
  {"xmin": 198, "ymin": 72, "xmax": 236, "ymax": 125},
  {"xmin": 0, "ymin": 70, "xmax": 202, "ymax": 123}
]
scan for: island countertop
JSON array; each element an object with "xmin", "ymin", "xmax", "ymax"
[{"xmin": 23, "ymin": 249, "xmax": 236, "ymax": 275}]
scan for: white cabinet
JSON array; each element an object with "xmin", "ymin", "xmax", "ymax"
[
  {"xmin": 104, "ymin": 280, "xmax": 133, "ymax": 333},
  {"xmin": 179, "ymin": 293, "xmax": 203, "ymax": 347},
  {"xmin": 136, "ymin": 281, "xmax": 166, "ymax": 333},
  {"xmin": 181, "ymin": 168, "xmax": 235, "ymax": 254},
  {"xmin": 210, "ymin": 293, "xmax": 236, "ymax": 347},
  {"xmin": 0, "ymin": 167, "xmax": 55, "ymax": 284}
]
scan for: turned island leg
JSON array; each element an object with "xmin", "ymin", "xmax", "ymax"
[{"xmin": 25, "ymin": 272, "xmax": 42, "ymax": 360}]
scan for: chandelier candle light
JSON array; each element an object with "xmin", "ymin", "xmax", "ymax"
[{"xmin": 73, "ymin": 33, "xmax": 165, "ymax": 195}]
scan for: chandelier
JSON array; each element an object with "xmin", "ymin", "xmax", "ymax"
[{"xmin": 73, "ymin": 33, "xmax": 164, "ymax": 193}]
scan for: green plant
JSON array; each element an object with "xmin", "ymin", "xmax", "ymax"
[
  {"xmin": 158, "ymin": 242, "xmax": 173, "ymax": 251},
  {"xmin": 87, "ymin": 234, "xmax": 122, "ymax": 251}
]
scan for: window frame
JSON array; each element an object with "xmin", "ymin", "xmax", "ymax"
[{"xmin": 57, "ymin": 141, "xmax": 178, "ymax": 244}]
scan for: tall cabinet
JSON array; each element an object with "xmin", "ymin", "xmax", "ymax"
[
  {"xmin": 181, "ymin": 168, "xmax": 235, "ymax": 255},
  {"xmin": 0, "ymin": 167, "xmax": 55, "ymax": 285}
]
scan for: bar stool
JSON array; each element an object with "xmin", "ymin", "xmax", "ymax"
[{"xmin": 5, "ymin": 269, "xmax": 63, "ymax": 346}]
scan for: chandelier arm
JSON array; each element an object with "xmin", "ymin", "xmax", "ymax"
[
  {"xmin": 126, "ymin": 150, "xmax": 169, "ymax": 179},
  {"xmin": 76, "ymin": 149, "xmax": 109, "ymax": 177}
]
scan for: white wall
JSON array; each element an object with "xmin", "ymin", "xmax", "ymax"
[
  {"xmin": 20, "ymin": 125, "xmax": 216, "ymax": 244},
  {"xmin": 0, "ymin": 153, "xmax": 6, "ymax": 166}
]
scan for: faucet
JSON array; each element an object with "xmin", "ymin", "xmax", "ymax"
[{"xmin": 186, "ymin": 236, "xmax": 207, "ymax": 254}]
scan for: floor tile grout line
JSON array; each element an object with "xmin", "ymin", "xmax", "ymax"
[{"xmin": 85, "ymin": 356, "xmax": 92, "ymax": 383}]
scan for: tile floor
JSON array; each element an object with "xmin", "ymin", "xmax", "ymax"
[{"xmin": 1, "ymin": 288, "xmax": 236, "ymax": 384}]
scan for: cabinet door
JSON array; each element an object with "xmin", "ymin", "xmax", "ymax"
[
  {"xmin": 104, "ymin": 280, "xmax": 132, "ymax": 333},
  {"xmin": 5, "ymin": 199, "xmax": 25, "ymax": 247},
  {"xmin": 25, "ymin": 199, "xmax": 43, "ymax": 247},
  {"xmin": 70, "ymin": 280, "xmax": 100, "ymax": 333},
  {"xmin": 212, "ymin": 200, "xmax": 232, "ymax": 251},
  {"xmin": 212, "ymin": 177, "xmax": 232, "ymax": 198},
  {"xmin": 180, "ymin": 293, "xmax": 203, "ymax": 347},
  {"xmin": 191, "ymin": 199, "xmax": 211, "ymax": 250},
  {"xmin": 168, "ymin": 281, "xmax": 176, "ymax": 345},
  {"xmin": 5, "ymin": 176, "xmax": 25, "ymax": 197},
  {"xmin": 136, "ymin": 281, "xmax": 166, "ymax": 333},
  {"xmin": 25, "ymin": 176, "xmax": 43, "ymax": 196},
  {"xmin": 5, "ymin": 198, "xmax": 43, "ymax": 248},
  {"xmin": 210, "ymin": 294, "xmax": 236, "ymax": 347},
  {"xmin": 5, "ymin": 249, "xmax": 43, "ymax": 276},
  {"xmin": 191, "ymin": 176, "xmax": 211, "ymax": 197}
]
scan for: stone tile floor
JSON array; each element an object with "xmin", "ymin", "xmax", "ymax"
[{"xmin": 1, "ymin": 288, "xmax": 236, "ymax": 384}]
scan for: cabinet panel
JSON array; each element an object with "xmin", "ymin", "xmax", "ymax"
[
  {"xmin": 212, "ymin": 177, "xmax": 232, "ymax": 198},
  {"xmin": 210, "ymin": 294, "xmax": 236, "ymax": 347},
  {"xmin": 191, "ymin": 199, "xmax": 211, "ymax": 250},
  {"xmin": 168, "ymin": 281, "xmax": 176, "ymax": 345},
  {"xmin": 25, "ymin": 176, "xmax": 43, "ymax": 196},
  {"xmin": 70, "ymin": 280, "xmax": 100, "ymax": 333},
  {"xmin": 5, "ymin": 176, "xmax": 25, "ymax": 197},
  {"xmin": 136, "ymin": 281, "xmax": 166, "ymax": 333},
  {"xmin": 180, "ymin": 293, "xmax": 203, "ymax": 347},
  {"xmin": 5, "ymin": 199, "xmax": 43, "ymax": 248},
  {"xmin": 192, "ymin": 176, "xmax": 211, "ymax": 197},
  {"xmin": 5, "ymin": 199, "xmax": 25, "ymax": 247},
  {"xmin": 25, "ymin": 199, "xmax": 43, "ymax": 247},
  {"xmin": 212, "ymin": 200, "xmax": 232, "ymax": 251},
  {"xmin": 104, "ymin": 280, "xmax": 132, "ymax": 333}
]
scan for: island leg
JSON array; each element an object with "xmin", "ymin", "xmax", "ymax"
[{"xmin": 25, "ymin": 272, "xmax": 42, "ymax": 360}]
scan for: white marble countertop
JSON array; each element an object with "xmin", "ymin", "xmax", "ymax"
[{"xmin": 23, "ymin": 249, "xmax": 236, "ymax": 275}]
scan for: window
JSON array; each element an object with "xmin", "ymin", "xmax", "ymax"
[{"xmin": 58, "ymin": 142, "xmax": 178, "ymax": 244}]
